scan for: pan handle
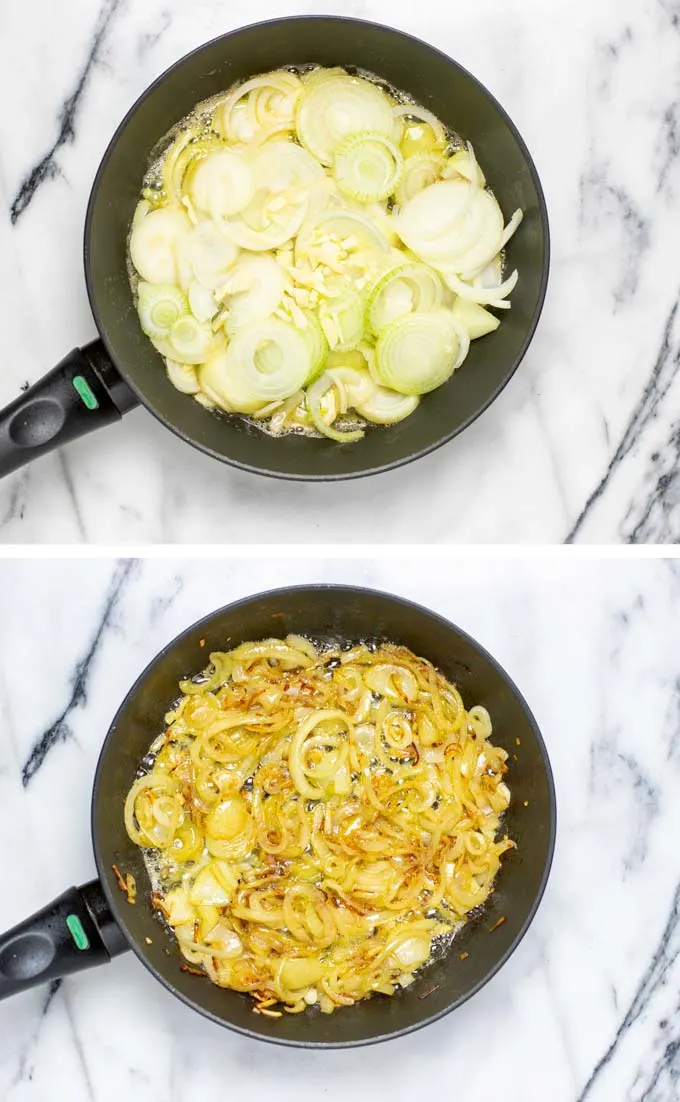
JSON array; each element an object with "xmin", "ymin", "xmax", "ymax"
[
  {"xmin": 0, "ymin": 339, "xmax": 139, "ymax": 480},
  {"xmin": 0, "ymin": 879, "xmax": 128, "ymax": 1001}
]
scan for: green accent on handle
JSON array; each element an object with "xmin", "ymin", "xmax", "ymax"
[
  {"xmin": 66, "ymin": 914, "xmax": 90, "ymax": 951},
  {"xmin": 72, "ymin": 375, "xmax": 99, "ymax": 410}
]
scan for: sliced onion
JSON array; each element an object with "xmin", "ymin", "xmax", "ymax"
[
  {"xmin": 189, "ymin": 149, "xmax": 254, "ymax": 217},
  {"xmin": 229, "ymin": 102, "xmax": 256, "ymax": 143},
  {"xmin": 252, "ymin": 141, "xmax": 325, "ymax": 194},
  {"xmin": 218, "ymin": 254, "xmax": 285, "ymax": 332},
  {"xmin": 168, "ymin": 315, "xmax": 215, "ymax": 363},
  {"xmin": 444, "ymin": 268, "xmax": 518, "ymax": 308},
  {"xmin": 375, "ymin": 311, "xmax": 469, "ymax": 395},
  {"xmin": 129, "ymin": 207, "xmax": 191, "ymax": 283},
  {"xmin": 499, "ymin": 208, "xmax": 524, "ymax": 252},
  {"xmin": 368, "ymin": 263, "xmax": 443, "ymax": 333},
  {"xmin": 390, "ymin": 935, "xmax": 431, "ymax": 968},
  {"xmin": 152, "ymin": 329, "xmax": 225, "ymax": 367},
  {"xmin": 394, "ymin": 179, "xmax": 505, "ymax": 274},
  {"xmin": 249, "ymin": 81, "xmax": 301, "ymax": 134},
  {"xmin": 392, "ymin": 103, "xmax": 447, "ymax": 146},
  {"xmin": 395, "ymin": 180, "xmax": 472, "ymax": 244},
  {"xmin": 177, "ymin": 220, "xmax": 239, "ymax": 291},
  {"xmin": 189, "ymin": 864, "xmax": 234, "ymax": 906},
  {"xmin": 333, "ymin": 131, "xmax": 403, "ymax": 203},
  {"xmin": 307, "ymin": 373, "xmax": 364, "ymax": 442},
  {"xmin": 137, "ymin": 282, "xmax": 188, "ymax": 338},
  {"xmin": 201, "ymin": 318, "xmax": 311, "ymax": 413},
  {"xmin": 300, "ymin": 310, "xmax": 328, "ymax": 382},
  {"xmin": 214, "ymin": 192, "xmax": 307, "ymax": 251},
  {"xmin": 221, "ymin": 71, "xmax": 302, "ymax": 142},
  {"xmin": 459, "ymin": 209, "xmax": 522, "ymax": 284},
  {"xmin": 442, "ymin": 147, "xmax": 486, "ymax": 187},
  {"xmin": 296, "ymin": 74, "xmax": 394, "ymax": 165},
  {"xmin": 326, "ymin": 365, "xmax": 376, "ymax": 407},
  {"xmin": 188, "ymin": 280, "xmax": 218, "ymax": 323},
  {"xmin": 451, "ymin": 298, "xmax": 500, "ymax": 339},
  {"xmin": 355, "ymin": 385, "xmax": 419, "ymax": 424},
  {"xmin": 166, "ymin": 134, "xmax": 226, "ymax": 206},
  {"xmin": 165, "ymin": 358, "xmax": 200, "ymax": 393},
  {"xmin": 395, "ymin": 152, "xmax": 446, "ymax": 207}
]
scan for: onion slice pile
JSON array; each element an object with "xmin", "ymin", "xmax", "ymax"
[{"xmin": 128, "ymin": 64, "xmax": 523, "ymax": 441}]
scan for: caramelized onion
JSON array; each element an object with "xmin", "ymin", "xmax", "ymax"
[{"xmin": 125, "ymin": 636, "xmax": 513, "ymax": 1016}]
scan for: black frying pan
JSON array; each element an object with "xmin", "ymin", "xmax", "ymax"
[
  {"xmin": 0, "ymin": 17, "xmax": 549, "ymax": 484},
  {"xmin": 0, "ymin": 585, "xmax": 555, "ymax": 1047}
]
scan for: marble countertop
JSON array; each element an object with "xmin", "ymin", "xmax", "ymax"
[
  {"xmin": 2, "ymin": 0, "xmax": 680, "ymax": 544},
  {"xmin": 1, "ymin": 555, "xmax": 680, "ymax": 1100}
]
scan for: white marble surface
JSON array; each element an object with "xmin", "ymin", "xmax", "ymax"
[
  {"xmin": 1, "ymin": 555, "xmax": 680, "ymax": 1100},
  {"xmin": 2, "ymin": 0, "xmax": 680, "ymax": 543}
]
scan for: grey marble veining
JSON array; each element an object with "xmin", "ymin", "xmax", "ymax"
[
  {"xmin": 1, "ymin": 556, "xmax": 680, "ymax": 1099},
  {"xmin": 2, "ymin": 0, "xmax": 680, "ymax": 543}
]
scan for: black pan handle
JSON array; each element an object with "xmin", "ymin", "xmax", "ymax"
[
  {"xmin": 0, "ymin": 339, "xmax": 139, "ymax": 479},
  {"xmin": 0, "ymin": 879, "xmax": 128, "ymax": 1000}
]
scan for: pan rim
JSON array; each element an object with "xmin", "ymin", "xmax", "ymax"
[
  {"xmin": 91, "ymin": 582, "xmax": 557, "ymax": 1047},
  {"xmin": 83, "ymin": 15, "xmax": 550, "ymax": 482}
]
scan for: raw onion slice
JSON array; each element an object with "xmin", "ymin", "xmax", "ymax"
[
  {"xmin": 218, "ymin": 254, "xmax": 285, "ymax": 332},
  {"xmin": 215, "ymin": 190, "xmax": 308, "ymax": 251},
  {"xmin": 188, "ymin": 280, "xmax": 218, "ymax": 323},
  {"xmin": 451, "ymin": 297, "xmax": 500, "ymax": 339},
  {"xmin": 300, "ymin": 310, "xmax": 328, "ymax": 382},
  {"xmin": 427, "ymin": 195, "xmax": 506, "ymax": 275},
  {"xmin": 396, "ymin": 180, "xmax": 505, "ymax": 274},
  {"xmin": 367, "ymin": 263, "xmax": 443, "ymax": 333},
  {"xmin": 137, "ymin": 282, "xmax": 188, "ymax": 338},
  {"xmin": 499, "ymin": 208, "xmax": 524, "ymax": 251},
  {"xmin": 356, "ymin": 385, "xmax": 419, "ymax": 423},
  {"xmin": 176, "ymin": 220, "xmax": 239, "ymax": 291},
  {"xmin": 442, "ymin": 148, "xmax": 486, "ymax": 187},
  {"xmin": 151, "ymin": 331, "xmax": 225, "ymax": 365},
  {"xmin": 221, "ymin": 71, "xmax": 302, "ymax": 141},
  {"xmin": 374, "ymin": 310, "xmax": 469, "ymax": 395},
  {"xmin": 165, "ymin": 134, "xmax": 225, "ymax": 206},
  {"xmin": 189, "ymin": 149, "xmax": 254, "ymax": 217},
  {"xmin": 168, "ymin": 315, "xmax": 215, "ymax": 363},
  {"xmin": 203, "ymin": 318, "xmax": 311, "ymax": 412},
  {"xmin": 333, "ymin": 131, "xmax": 403, "ymax": 203},
  {"xmin": 395, "ymin": 153, "xmax": 446, "ymax": 206},
  {"xmin": 395, "ymin": 179, "xmax": 476, "ymax": 246},
  {"xmin": 393, "ymin": 103, "xmax": 447, "ymax": 148},
  {"xmin": 129, "ymin": 207, "xmax": 191, "ymax": 283},
  {"xmin": 444, "ymin": 268, "xmax": 518, "ymax": 308},
  {"xmin": 165, "ymin": 358, "xmax": 200, "ymax": 394},
  {"xmin": 229, "ymin": 102, "xmax": 256, "ymax": 143},
  {"xmin": 326, "ymin": 365, "xmax": 376, "ymax": 407},
  {"xmin": 306, "ymin": 373, "xmax": 364, "ymax": 442},
  {"xmin": 248, "ymin": 81, "xmax": 301, "ymax": 134},
  {"xmin": 296, "ymin": 74, "xmax": 394, "ymax": 166},
  {"xmin": 252, "ymin": 141, "xmax": 325, "ymax": 194},
  {"xmin": 301, "ymin": 66, "xmax": 345, "ymax": 87}
]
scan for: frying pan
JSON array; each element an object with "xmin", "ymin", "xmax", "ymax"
[
  {"xmin": 0, "ymin": 17, "xmax": 549, "ymax": 484},
  {"xmin": 0, "ymin": 585, "xmax": 555, "ymax": 1047}
]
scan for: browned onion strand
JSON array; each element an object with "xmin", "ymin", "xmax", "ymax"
[{"xmin": 124, "ymin": 637, "xmax": 514, "ymax": 1015}]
